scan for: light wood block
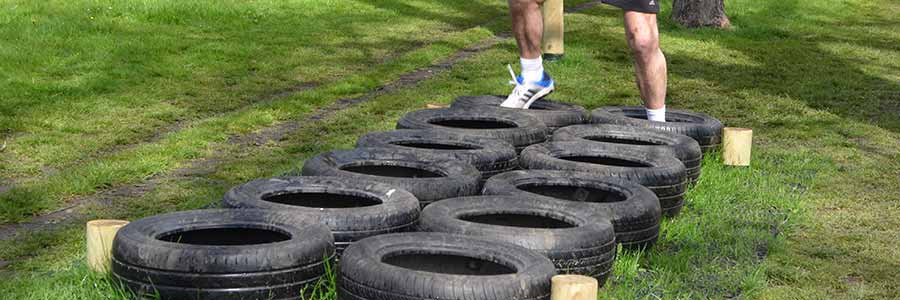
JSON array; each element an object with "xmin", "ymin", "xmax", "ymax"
[
  {"xmin": 551, "ymin": 274, "xmax": 598, "ymax": 300},
  {"xmin": 86, "ymin": 219, "xmax": 129, "ymax": 273},
  {"xmin": 542, "ymin": 0, "xmax": 565, "ymax": 60},
  {"xmin": 723, "ymin": 127, "xmax": 753, "ymax": 166}
]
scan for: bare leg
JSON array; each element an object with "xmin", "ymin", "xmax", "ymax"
[
  {"xmin": 508, "ymin": 0, "xmax": 545, "ymax": 59},
  {"xmin": 624, "ymin": 11, "xmax": 667, "ymax": 110}
]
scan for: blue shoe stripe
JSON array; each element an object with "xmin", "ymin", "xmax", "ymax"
[{"xmin": 517, "ymin": 72, "xmax": 554, "ymax": 87}]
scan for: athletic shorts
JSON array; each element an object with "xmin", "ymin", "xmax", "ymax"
[{"xmin": 602, "ymin": 0, "xmax": 660, "ymax": 14}]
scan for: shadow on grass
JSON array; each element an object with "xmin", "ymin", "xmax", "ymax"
[{"xmin": 660, "ymin": 0, "xmax": 900, "ymax": 133}]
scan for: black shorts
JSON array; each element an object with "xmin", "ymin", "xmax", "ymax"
[{"xmin": 602, "ymin": 0, "xmax": 660, "ymax": 14}]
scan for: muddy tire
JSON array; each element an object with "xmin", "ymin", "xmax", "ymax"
[
  {"xmin": 396, "ymin": 108, "xmax": 548, "ymax": 152},
  {"xmin": 419, "ymin": 195, "xmax": 616, "ymax": 282},
  {"xmin": 339, "ymin": 232, "xmax": 556, "ymax": 300},
  {"xmin": 520, "ymin": 141, "xmax": 687, "ymax": 217},
  {"xmin": 223, "ymin": 176, "xmax": 420, "ymax": 254},
  {"xmin": 590, "ymin": 106, "xmax": 724, "ymax": 153},
  {"xmin": 553, "ymin": 124, "xmax": 702, "ymax": 183},
  {"xmin": 482, "ymin": 170, "xmax": 661, "ymax": 249},
  {"xmin": 300, "ymin": 147, "xmax": 481, "ymax": 207},
  {"xmin": 451, "ymin": 95, "xmax": 590, "ymax": 130},
  {"xmin": 111, "ymin": 209, "xmax": 334, "ymax": 300},
  {"xmin": 356, "ymin": 130, "xmax": 517, "ymax": 180}
]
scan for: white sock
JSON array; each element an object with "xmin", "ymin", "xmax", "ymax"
[
  {"xmin": 520, "ymin": 57, "xmax": 544, "ymax": 83},
  {"xmin": 646, "ymin": 106, "xmax": 666, "ymax": 122}
]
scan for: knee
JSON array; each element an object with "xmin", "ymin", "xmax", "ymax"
[{"xmin": 628, "ymin": 30, "xmax": 659, "ymax": 58}]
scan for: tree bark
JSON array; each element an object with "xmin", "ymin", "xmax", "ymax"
[{"xmin": 672, "ymin": 0, "xmax": 730, "ymax": 28}]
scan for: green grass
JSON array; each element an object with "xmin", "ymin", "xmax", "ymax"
[
  {"xmin": 1, "ymin": 0, "xmax": 898, "ymax": 299},
  {"xmin": 0, "ymin": 0, "xmax": 516, "ymax": 222}
]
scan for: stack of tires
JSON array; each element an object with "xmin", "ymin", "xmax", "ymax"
[{"xmin": 110, "ymin": 96, "xmax": 723, "ymax": 300}]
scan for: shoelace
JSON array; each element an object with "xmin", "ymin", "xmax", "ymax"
[
  {"xmin": 506, "ymin": 64, "xmax": 530, "ymax": 102},
  {"xmin": 506, "ymin": 64, "xmax": 520, "ymax": 86}
]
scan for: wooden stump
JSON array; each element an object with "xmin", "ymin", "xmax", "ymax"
[
  {"xmin": 551, "ymin": 275, "xmax": 598, "ymax": 300},
  {"xmin": 86, "ymin": 219, "xmax": 129, "ymax": 273},
  {"xmin": 542, "ymin": 0, "xmax": 564, "ymax": 61},
  {"xmin": 723, "ymin": 127, "xmax": 752, "ymax": 166}
]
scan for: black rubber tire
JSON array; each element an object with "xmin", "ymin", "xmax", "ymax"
[
  {"xmin": 112, "ymin": 209, "xmax": 334, "ymax": 300},
  {"xmin": 300, "ymin": 147, "xmax": 482, "ymax": 207},
  {"xmin": 553, "ymin": 124, "xmax": 702, "ymax": 182},
  {"xmin": 396, "ymin": 108, "xmax": 548, "ymax": 152},
  {"xmin": 114, "ymin": 274, "xmax": 319, "ymax": 300},
  {"xmin": 338, "ymin": 232, "xmax": 556, "ymax": 300},
  {"xmin": 112, "ymin": 257, "xmax": 326, "ymax": 288},
  {"xmin": 590, "ymin": 106, "xmax": 724, "ymax": 152},
  {"xmin": 482, "ymin": 170, "xmax": 660, "ymax": 249},
  {"xmin": 419, "ymin": 195, "xmax": 616, "ymax": 282},
  {"xmin": 451, "ymin": 95, "xmax": 590, "ymax": 130},
  {"xmin": 520, "ymin": 141, "xmax": 687, "ymax": 217},
  {"xmin": 223, "ymin": 176, "xmax": 420, "ymax": 254},
  {"xmin": 356, "ymin": 130, "xmax": 518, "ymax": 180}
]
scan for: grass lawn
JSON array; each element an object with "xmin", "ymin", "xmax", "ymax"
[
  {"xmin": 0, "ymin": 0, "xmax": 514, "ymax": 222},
  {"xmin": 1, "ymin": 0, "xmax": 898, "ymax": 299}
]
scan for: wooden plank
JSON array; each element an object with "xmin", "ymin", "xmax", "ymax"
[{"xmin": 542, "ymin": 0, "xmax": 565, "ymax": 60}]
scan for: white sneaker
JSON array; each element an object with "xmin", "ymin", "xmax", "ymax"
[{"xmin": 500, "ymin": 64, "xmax": 555, "ymax": 109}]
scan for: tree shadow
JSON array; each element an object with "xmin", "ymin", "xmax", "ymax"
[{"xmin": 654, "ymin": 0, "xmax": 900, "ymax": 132}]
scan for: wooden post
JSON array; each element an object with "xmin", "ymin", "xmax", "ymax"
[
  {"xmin": 542, "ymin": 0, "xmax": 564, "ymax": 61},
  {"xmin": 723, "ymin": 127, "xmax": 752, "ymax": 166},
  {"xmin": 426, "ymin": 103, "xmax": 448, "ymax": 109},
  {"xmin": 551, "ymin": 275, "xmax": 598, "ymax": 300},
  {"xmin": 86, "ymin": 219, "xmax": 129, "ymax": 273}
]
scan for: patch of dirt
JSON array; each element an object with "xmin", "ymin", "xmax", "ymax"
[
  {"xmin": 0, "ymin": 180, "xmax": 162, "ymax": 241},
  {"xmin": 755, "ymin": 241, "xmax": 770, "ymax": 261},
  {"xmin": 844, "ymin": 274, "xmax": 864, "ymax": 284},
  {"xmin": 0, "ymin": 183, "xmax": 13, "ymax": 194}
]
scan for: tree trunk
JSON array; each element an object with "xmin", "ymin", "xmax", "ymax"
[{"xmin": 672, "ymin": 0, "xmax": 730, "ymax": 28}]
